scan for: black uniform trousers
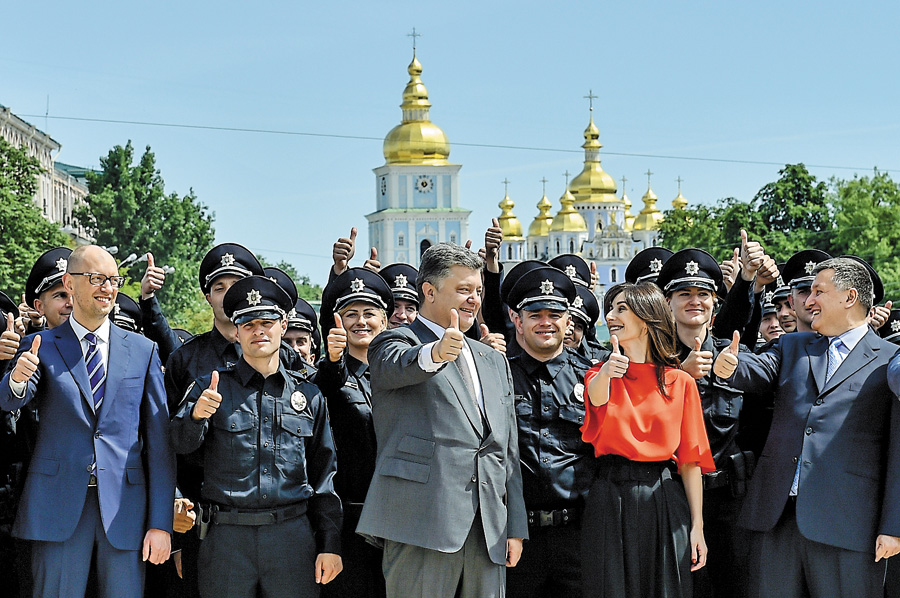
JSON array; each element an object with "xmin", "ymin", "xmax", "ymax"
[
  {"xmin": 507, "ymin": 523, "xmax": 581, "ymax": 598},
  {"xmin": 749, "ymin": 499, "xmax": 886, "ymax": 598},
  {"xmin": 320, "ymin": 504, "xmax": 385, "ymax": 598},
  {"xmin": 693, "ymin": 487, "xmax": 751, "ymax": 598}
]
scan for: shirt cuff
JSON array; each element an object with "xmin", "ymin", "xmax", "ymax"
[
  {"xmin": 9, "ymin": 377, "xmax": 26, "ymax": 398},
  {"xmin": 418, "ymin": 342, "xmax": 444, "ymax": 372}
]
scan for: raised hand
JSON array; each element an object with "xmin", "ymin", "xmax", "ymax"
[
  {"xmin": 327, "ymin": 314, "xmax": 348, "ymax": 363},
  {"xmin": 141, "ymin": 253, "xmax": 167, "ymax": 299},
  {"xmin": 720, "ymin": 248, "xmax": 739, "ymax": 292},
  {"xmin": 18, "ymin": 293, "xmax": 43, "ymax": 328},
  {"xmin": 870, "ymin": 300, "xmax": 893, "ymax": 330},
  {"xmin": 682, "ymin": 336, "xmax": 713, "ymax": 380},
  {"xmin": 601, "ymin": 335, "xmax": 629, "ymax": 379},
  {"xmin": 433, "ymin": 309, "xmax": 465, "ymax": 362},
  {"xmin": 754, "ymin": 254, "xmax": 780, "ymax": 293},
  {"xmin": 484, "ymin": 218, "xmax": 503, "ymax": 273},
  {"xmin": 739, "ymin": 229, "xmax": 765, "ymax": 281},
  {"xmin": 363, "ymin": 247, "xmax": 381, "ymax": 272},
  {"xmin": 479, "ymin": 322, "xmax": 506, "ymax": 354},
  {"xmin": 332, "ymin": 227, "xmax": 357, "ymax": 275},
  {"xmin": 11, "ymin": 335, "xmax": 41, "ymax": 383},
  {"xmin": 191, "ymin": 371, "xmax": 222, "ymax": 421},
  {"xmin": 713, "ymin": 331, "xmax": 741, "ymax": 379},
  {"xmin": 589, "ymin": 261, "xmax": 598, "ymax": 290},
  {"xmin": 0, "ymin": 313, "xmax": 22, "ymax": 361}
]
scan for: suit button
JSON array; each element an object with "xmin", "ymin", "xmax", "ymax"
[
  {"xmin": 792, "ymin": 456, "xmax": 799, "ymax": 464},
  {"xmin": 94, "ymin": 432, "xmax": 101, "ymax": 439},
  {"xmin": 806, "ymin": 427, "xmax": 813, "ymax": 435},
  {"xmin": 814, "ymin": 399, "xmax": 823, "ymax": 406},
  {"xmin": 86, "ymin": 465, "xmax": 93, "ymax": 472},
  {"xmin": 471, "ymin": 475, "xmax": 477, "ymax": 483}
]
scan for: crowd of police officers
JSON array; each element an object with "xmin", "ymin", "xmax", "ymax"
[{"xmin": 1, "ymin": 217, "xmax": 900, "ymax": 598}]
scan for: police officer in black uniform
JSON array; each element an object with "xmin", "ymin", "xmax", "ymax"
[
  {"xmin": 285, "ymin": 298, "xmax": 320, "ymax": 365},
  {"xmin": 781, "ymin": 249, "xmax": 832, "ymax": 334},
  {"xmin": 23, "ymin": 247, "xmax": 73, "ymax": 332},
  {"xmin": 172, "ymin": 276, "xmax": 342, "ymax": 597},
  {"xmin": 505, "ymin": 266, "xmax": 596, "ymax": 598},
  {"xmin": 317, "ymin": 268, "xmax": 393, "ymax": 598},
  {"xmin": 565, "ymin": 285, "xmax": 605, "ymax": 364},
  {"xmin": 378, "ymin": 263, "xmax": 418, "ymax": 329},
  {"xmin": 656, "ymin": 248, "xmax": 754, "ymax": 598},
  {"xmin": 111, "ymin": 292, "xmax": 143, "ymax": 334}
]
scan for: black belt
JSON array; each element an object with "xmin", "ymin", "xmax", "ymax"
[
  {"xmin": 595, "ymin": 454, "xmax": 675, "ymax": 483},
  {"xmin": 88, "ymin": 474, "xmax": 98, "ymax": 487},
  {"xmin": 207, "ymin": 501, "xmax": 307, "ymax": 526},
  {"xmin": 527, "ymin": 507, "xmax": 581, "ymax": 528},
  {"xmin": 703, "ymin": 469, "xmax": 731, "ymax": 491}
]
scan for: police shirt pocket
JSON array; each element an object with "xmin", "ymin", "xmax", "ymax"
[
  {"xmin": 211, "ymin": 411, "xmax": 256, "ymax": 474},
  {"xmin": 381, "ymin": 457, "xmax": 431, "ymax": 484},
  {"xmin": 514, "ymin": 396, "xmax": 532, "ymax": 418},
  {"xmin": 558, "ymin": 405, "xmax": 588, "ymax": 451},
  {"xmin": 277, "ymin": 412, "xmax": 313, "ymax": 476}
]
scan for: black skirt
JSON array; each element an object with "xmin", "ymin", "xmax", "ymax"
[{"xmin": 581, "ymin": 455, "xmax": 693, "ymax": 598}]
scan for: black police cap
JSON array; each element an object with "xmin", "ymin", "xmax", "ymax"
[
  {"xmin": 771, "ymin": 263, "xmax": 790, "ymax": 302},
  {"xmin": 625, "ymin": 247, "xmax": 674, "ymax": 285},
  {"xmin": 322, "ymin": 267, "xmax": 393, "ymax": 314},
  {"xmin": 223, "ymin": 276, "xmax": 293, "ymax": 324},
  {"xmin": 548, "ymin": 254, "xmax": 591, "ymax": 287},
  {"xmin": 199, "ymin": 243, "xmax": 264, "ymax": 294},
  {"xmin": 379, "ymin": 263, "xmax": 419, "ymax": 306},
  {"xmin": 879, "ymin": 309, "xmax": 900, "ymax": 345},
  {"xmin": 26, "ymin": 247, "xmax": 72, "ymax": 308},
  {"xmin": 655, "ymin": 248, "xmax": 724, "ymax": 296},
  {"xmin": 0, "ymin": 291, "xmax": 20, "ymax": 323},
  {"xmin": 507, "ymin": 266, "xmax": 576, "ymax": 313},
  {"xmin": 570, "ymin": 284, "xmax": 600, "ymax": 327},
  {"xmin": 782, "ymin": 249, "xmax": 831, "ymax": 290},
  {"xmin": 111, "ymin": 292, "xmax": 143, "ymax": 333},
  {"xmin": 500, "ymin": 260, "xmax": 546, "ymax": 306},
  {"xmin": 287, "ymin": 298, "xmax": 318, "ymax": 333},
  {"xmin": 839, "ymin": 255, "xmax": 884, "ymax": 305},
  {"xmin": 173, "ymin": 328, "xmax": 194, "ymax": 344},
  {"xmin": 264, "ymin": 267, "xmax": 299, "ymax": 306}
]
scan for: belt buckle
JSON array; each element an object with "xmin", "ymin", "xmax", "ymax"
[
  {"xmin": 87, "ymin": 473, "xmax": 98, "ymax": 487},
  {"xmin": 539, "ymin": 511, "xmax": 554, "ymax": 527}
]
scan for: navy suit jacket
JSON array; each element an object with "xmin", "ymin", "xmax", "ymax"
[
  {"xmin": 727, "ymin": 329, "xmax": 900, "ymax": 553},
  {"xmin": 0, "ymin": 318, "xmax": 175, "ymax": 551}
]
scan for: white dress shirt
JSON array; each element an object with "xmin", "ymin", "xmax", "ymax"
[{"xmin": 416, "ymin": 315, "xmax": 485, "ymax": 412}]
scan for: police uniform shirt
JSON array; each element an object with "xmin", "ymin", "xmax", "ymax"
[
  {"xmin": 509, "ymin": 347, "xmax": 596, "ymax": 509},
  {"xmin": 171, "ymin": 359, "xmax": 341, "ymax": 553}
]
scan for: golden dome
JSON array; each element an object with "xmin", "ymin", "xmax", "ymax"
[
  {"xmin": 673, "ymin": 190, "xmax": 688, "ymax": 210},
  {"xmin": 383, "ymin": 52, "xmax": 450, "ymax": 165},
  {"xmin": 528, "ymin": 194, "xmax": 554, "ymax": 237},
  {"xmin": 551, "ymin": 189, "xmax": 588, "ymax": 232},
  {"xmin": 632, "ymin": 185, "xmax": 664, "ymax": 231},
  {"xmin": 622, "ymin": 191, "xmax": 635, "ymax": 231},
  {"xmin": 498, "ymin": 192, "xmax": 524, "ymax": 239},
  {"xmin": 569, "ymin": 113, "xmax": 618, "ymax": 203}
]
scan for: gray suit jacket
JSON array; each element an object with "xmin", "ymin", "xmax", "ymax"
[
  {"xmin": 727, "ymin": 330, "xmax": 900, "ymax": 553},
  {"xmin": 356, "ymin": 318, "xmax": 528, "ymax": 565}
]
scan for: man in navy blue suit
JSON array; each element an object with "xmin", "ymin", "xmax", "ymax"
[
  {"xmin": 0, "ymin": 245, "xmax": 176, "ymax": 598},
  {"xmin": 714, "ymin": 257, "xmax": 900, "ymax": 598}
]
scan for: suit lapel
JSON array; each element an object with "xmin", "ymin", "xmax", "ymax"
[
  {"xmin": 820, "ymin": 330, "xmax": 878, "ymax": 396},
  {"xmin": 469, "ymin": 340, "xmax": 497, "ymax": 444},
  {"xmin": 53, "ymin": 320, "xmax": 94, "ymax": 413},
  {"xmin": 806, "ymin": 335, "xmax": 829, "ymax": 393},
  {"xmin": 99, "ymin": 325, "xmax": 131, "ymax": 421}
]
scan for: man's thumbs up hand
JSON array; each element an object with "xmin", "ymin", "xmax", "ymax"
[
  {"xmin": 364, "ymin": 247, "xmax": 381, "ymax": 272},
  {"xmin": 11, "ymin": 335, "xmax": 41, "ymax": 383},
  {"xmin": 0, "ymin": 313, "xmax": 22, "ymax": 361},
  {"xmin": 713, "ymin": 331, "xmax": 741, "ymax": 379},
  {"xmin": 141, "ymin": 252, "xmax": 167, "ymax": 299},
  {"xmin": 433, "ymin": 309, "xmax": 465, "ymax": 362},
  {"xmin": 191, "ymin": 371, "xmax": 222, "ymax": 421}
]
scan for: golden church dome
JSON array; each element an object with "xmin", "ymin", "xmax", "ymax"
[
  {"xmin": 498, "ymin": 192, "xmax": 524, "ymax": 239},
  {"xmin": 529, "ymin": 194, "xmax": 554, "ymax": 237},
  {"xmin": 383, "ymin": 53, "xmax": 450, "ymax": 165},
  {"xmin": 673, "ymin": 190, "xmax": 688, "ymax": 210},
  {"xmin": 622, "ymin": 191, "xmax": 635, "ymax": 231},
  {"xmin": 632, "ymin": 185, "xmax": 664, "ymax": 231},
  {"xmin": 551, "ymin": 189, "xmax": 588, "ymax": 232},
  {"xmin": 569, "ymin": 112, "xmax": 618, "ymax": 203}
]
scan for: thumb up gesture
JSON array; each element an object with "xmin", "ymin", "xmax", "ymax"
[
  {"xmin": 682, "ymin": 336, "xmax": 713, "ymax": 380},
  {"xmin": 712, "ymin": 331, "xmax": 741, "ymax": 379},
  {"xmin": 191, "ymin": 371, "xmax": 222, "ymax": 421},
  {"xmin": 11, "ymin": 334, "xmax": 41, "ymax": 383},
  {"xmin": 363, "ymin": 247, "xmax": 381, "ymax": 272},
  {"xmin": 141, "ymin": 253, "xmax": 167, "ymax": 299},
  {"xmin": 433, "ymin": 309, "xmax": 465, "ymax": 362},
  {"xmin": 0, "ymin": 313, "xmax": 22, "ymax": 361},
  {"xmin": 327, "ymin": 314, "xmax": 348, "ymax": 363},
  {"xmin": 601, "ymin": 335, "xmax": 629, "ymax": 379}
]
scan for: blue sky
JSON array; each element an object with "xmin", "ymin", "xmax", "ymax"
[{"xmin": 3, "ymin": 1, "xmax": 898, "ymax": 284}]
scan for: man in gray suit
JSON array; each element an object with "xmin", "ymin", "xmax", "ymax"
[
  {"xmin": 714, "ymin": 257, "xmax": 900, "ymax": 598},
  {"xmin": 357, "ymin": 242, "xmax": 527, "ymax": 598}
]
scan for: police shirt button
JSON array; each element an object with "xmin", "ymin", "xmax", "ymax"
[
  {"xmin": 471, "ymin": 475, "xmax": 477, "ymax": 483},
  {"xmin": 264, "ymin": 417, "xmax": 269, "ymax": 422},
  {"xmin": 263, "ymin": 468, "xmax": 268, "ymax": 474},
  {"xmin": 264, "ymin": 442, "xmax": 269, "ymax": 447},
  {"xmin": 806, "ymin": 427, "xmax": 813, "ymax": 435},
  {"xmin": 262, "ymin": 494, "xmax": 267, "ymax": 499},
  {"xmin": 542, "ymin": 431, "xmax": 549, "ymax": 437},
  {"xmin": 578, "ymin": 416, "xmax": 583, "ymax": 423},
  {"xmin": 231, "ymin": 423, "xmax": 236, "ymax": 429},
  {"xmin": 542, "ymin": 457, "xmax": 549, "ymax": 463},
  {"xmin": 297, "ymin": 428, "xmax": 302, "ymax": 433},
  {"xmin": 793, "ymin": 456, "xmax": 799, "ymax": 464},
  {"xmin": 543, "ymin": 406, "xmax": 550, "ymax": 412}
]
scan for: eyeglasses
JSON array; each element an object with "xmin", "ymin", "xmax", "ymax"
[{"xmin": 69, "ymin": 272, "xmax": 127, "ymax": 289}]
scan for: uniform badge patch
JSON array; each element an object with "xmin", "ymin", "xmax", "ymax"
[
  {"xmin": 290, "ymin": 391, "xmax": 308, "ymax": 412},
  {"xmin": 573, "ymin": 382, "xmax": 585, "ymax": 403}
]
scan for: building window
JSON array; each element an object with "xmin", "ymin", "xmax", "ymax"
[
  {"xmin": 569, "ymin": 239, "xmax": 574, "ymax": 253},
  {"xmin": 398, "ymin": 234, "xmax": 404, "ymax": 247},
  {"xmin": 556, "ymin": 240, "xmax": 560, "ymax": 254},
  {"xmin": 507, "ymin": 245, "xmax": 513, "ymax": 260},
  {"xmin": 450, "ymin": 233, "xmax": 457, "ymax": 244},
  {"xmin": 532, "ymin": 244, "xmax": 537, "ymax": 258},
  {"xmin": 420, "ymin": 239, "xmax": 431, "ymax": 257},
  {"xmin": 611, "ymin": 268, "xmax": 617, "ymax": 283}
]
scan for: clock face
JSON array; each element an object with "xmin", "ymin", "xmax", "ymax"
[{"xmin": 416, "ymin": 175, "xmax": 434, "ymax": 193}]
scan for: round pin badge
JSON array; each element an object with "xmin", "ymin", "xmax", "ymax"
[
  {"xmin": 290, "ymin": 391, "xmax": 307, "ymax": 412},
  {"xmin": 574, "ymin": 382, "xmax": 585, "ymax": 403}
]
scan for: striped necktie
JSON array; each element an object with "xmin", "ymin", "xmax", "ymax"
[
  {"xmin": 84, "ymin": 332, "xmax": 106, "ymax": 410},
  {"xmin": 825, "ymin": 337, "xmax": 845, "ymax": 383}
]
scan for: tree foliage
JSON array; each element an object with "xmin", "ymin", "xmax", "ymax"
[
  {"xmin": 73, "ymin": 141, "xmax": 215, "ymax": 326},
  {"xmin": 257, "ymin": 254, "xmax": 324, "ymax": 302},
  {"xmin": 0, "ymin": 138, "xmax": 71, "ymax": 292}
]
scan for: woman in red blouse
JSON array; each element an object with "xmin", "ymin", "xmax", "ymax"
[{"xmin": 581, "ymin": 282, "xmax": 715, "ymax": 598}]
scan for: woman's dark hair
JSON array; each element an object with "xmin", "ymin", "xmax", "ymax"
[{"xmin": 604, "ymin": 281, "xmax": 681, "ymax": 398}]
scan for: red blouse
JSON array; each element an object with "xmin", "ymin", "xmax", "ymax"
[{"xmin": 581, "ymin": 362, "xmax": 715, "ymax": 473}]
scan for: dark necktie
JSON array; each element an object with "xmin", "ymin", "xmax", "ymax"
[{"xmin": 84, "ymin": 333, "xmax": 106, "ymax": 410}]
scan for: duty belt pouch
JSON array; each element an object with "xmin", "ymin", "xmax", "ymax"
[
  {"xmin": 727, "ymin": 451, "xmax": 757, "ymax": 498},
  {"xmin": 197, "ymin": 504, "xmax": 213, "ymax": 540}
]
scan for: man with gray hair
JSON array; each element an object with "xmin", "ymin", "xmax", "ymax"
[
  {"xmin": 712, "ymin": 257, "xmax": 900, "ymax": 598},
  {"xmin": 357, "ymin": 243, "xmax": 527, "ymax": 598}
]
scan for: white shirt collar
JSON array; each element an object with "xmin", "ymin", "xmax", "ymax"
[
  {"xmin": 416, "ymin": 314, "xmax": 446, "ymax": 340},
  {"xmin": 69, "ymin": 315, "xmax": 111, "ymax": 345},
  {"xmin": 834, "ymin": 322, "xmax": 869, "ymax": 352}
]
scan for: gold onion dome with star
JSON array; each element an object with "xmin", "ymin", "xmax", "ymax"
[
  {"xmin": 383, "ymin": 52, "xmax": 450, "ymax": 165},
  {"xmin": 551, "ymin": 188, "xmax": 587, "ymax": 232},
  {"xmin": 498, "ymin": 192, "xmax": 524, "ymax": 239},
  {"xmin": 529, "ymin": 193, "xmax": 554, "ymax": 237},
  {"xmin": 569, "ymin": 113, "xmax": 618, "ymax": 203},
  {"xmin": 633, "ymin": 185, "xmax": 664, "ymax": 231}
]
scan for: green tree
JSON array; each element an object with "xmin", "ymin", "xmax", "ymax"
[
  {"xmin": 0, "ymin": 138, "xmax": 71, "ymax": 292},
  {"xmin": 74, "ymin": 141, "xmax": 215, "ymax": 326},
  {"xmin": 257, "ymin": 255, "xmax": 323, "ymax": 302}
]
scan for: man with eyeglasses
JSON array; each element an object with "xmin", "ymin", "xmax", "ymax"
[{"xmin": 0, "ymin": 245, "xmax": 176, "ymax": 597}]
